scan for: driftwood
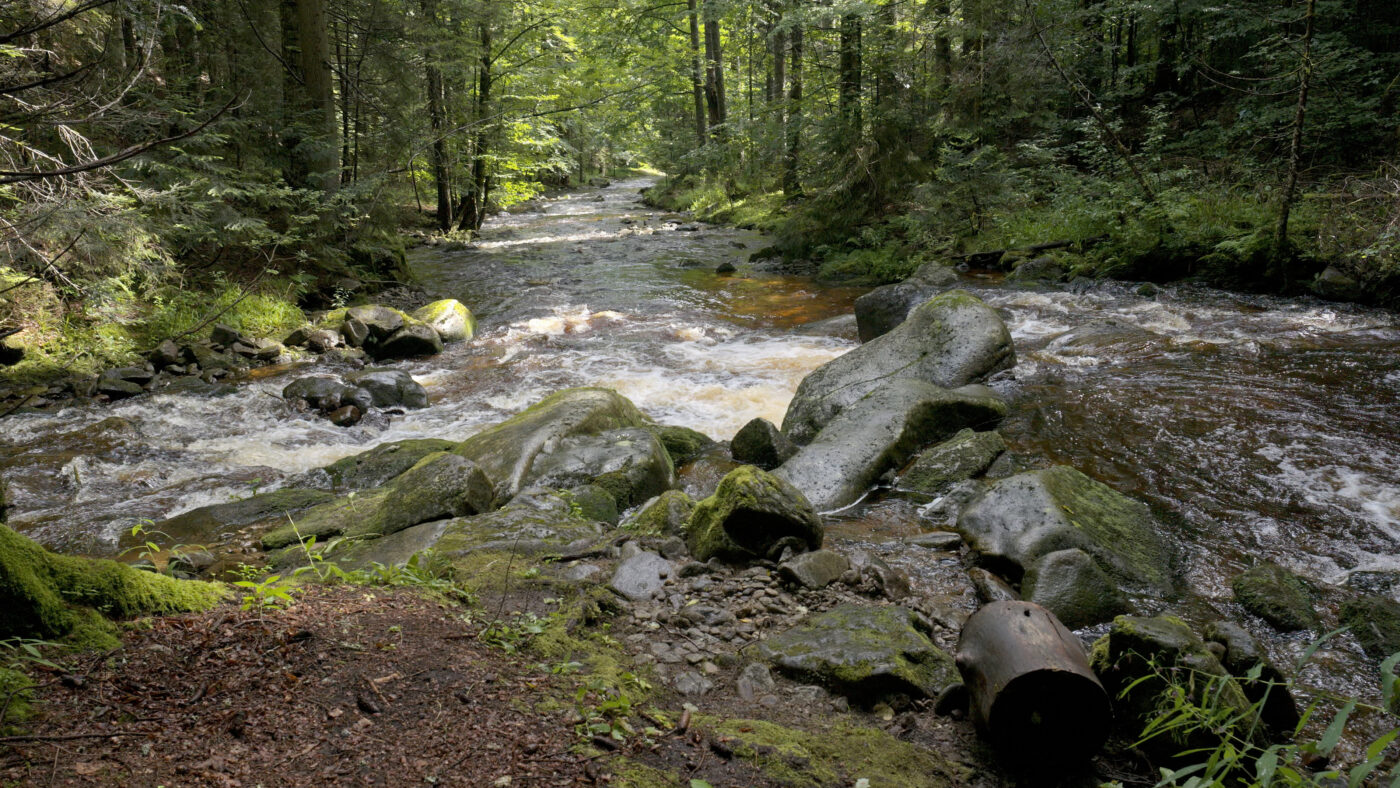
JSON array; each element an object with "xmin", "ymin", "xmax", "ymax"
[{"xmin": 955, "ymin": 601, "xmax": 1110, "ymax": 762}]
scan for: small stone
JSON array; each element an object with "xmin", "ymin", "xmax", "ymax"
[
  {"xmin": 673, "ymin": 671, "xmax": 713, "ymax": 696},
  {"xmin": 736, "ymin": 663, "xmax": 775, "ymax": 702},
  {"xmin": 328, "ymin": 405, "xmax": 362, "ymax": 427},
  {"xmin": 904, "ymin": 531, "xmax": 963, "ymax": 550},
  {"xmin": 778, "ymin": 550, "xmax": 850, "ymax": 590}
]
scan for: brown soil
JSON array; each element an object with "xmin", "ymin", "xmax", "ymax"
[{"xmin": 0, "ymin": 586, "xmax": 591, "ymax": 787}]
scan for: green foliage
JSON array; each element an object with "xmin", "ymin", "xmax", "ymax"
[
  {"xmin": 232, "ymin": 574, "xmax": 297, "ymax": 611},
  {"xmin": 574, "ymin": 671, "xmax": 652, "ymax": 741}
]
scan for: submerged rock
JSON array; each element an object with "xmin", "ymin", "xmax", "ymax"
[
  {"xmin": 685, "ymin": 466, "xmax": 822, "ymax": 563},
  {"xmin": 776, "ymin": 379, "xmax": 1007, "ymax": 512},
  {"xmin": 730, "ymin": 417, "xmax": 797, "ymax": 470},
  {"xmin": 756, "ymin": 604, "xmax": 957, "ymax": 705},
  {"xmin": 1231, "ymin": 562, "xmax": 1319, "ymax": 632},
  {"xmin": 782, "ymin": 290, "xmax": 1014, "ymax": 445}
]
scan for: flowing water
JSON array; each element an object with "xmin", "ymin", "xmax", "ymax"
[{"xmin": 2, "ymin": 177, "xmax": 1399, "ymax": 706}]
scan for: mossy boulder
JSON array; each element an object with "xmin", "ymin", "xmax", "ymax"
[
  {"xmin": 1231, "ymin": 562, "xmax": 1319, "ymax": 632},
  {"xmin": 647, "ymin": 425, "xmax": 715, "ymax": 467},
  {"xmin": 338, "ymin": 305, "xmax": 406, "ymax": 341},
  {"xmin": 520, "ymin": 427, "xmax": 675, "ymax": 510},
  {"xmin": 896, "ymin": 428, "xmax": 1006, "ymax": 501},
  {"xmin": 320, "ymin": 438, "xmax": 458, "ymax": 490},
  {"xmin": 852, "ymin": 262, "xmax": 960, "ymax": 343},
  {"xmin": 1022, "ymin": 548, "xmax": 1130, "ymax": 629},
  {"xmin": 621, "ymin": 490, "xmax": 695, "ymax": 536},
  {"xmin": 1339, "ymin": 595, "xmax": 1400, "ymax": 661},
  {"xmin": 685, "ymin": 466, "xmax": 822, "ymax": 562},
  {"xmin": 956, "ymin": 465, "xmax": 1176, "ymax": 600},
  {"xmin": 434, "ymin": 490, "xmax": 609, "ymax": 557},
  {"xmin": 564, "ymin": 484, "xmax": 620, "ymax": 525},
  {"xmin": 755, "ymin": 604, "xmax": 958, "ymax": 705},
  {"xmin": 730, "ymin": 417, "xmax": 797, "ymax": 470},
  {"xmin": 453, "ymin": 387, "xmax": 650, "ymax": 504},
  {"xmin": 0, "ymin": 525, "xmax": 224, "ymax": 645},
  {"xmin": 782, "ymin": 290, "xmax": 1014, "ymax": 444},
  {"xmin": 147, "ymin": 488, "xmax": 338, "ymax": 547},
  {"xmin": 412, "ymin": 299, "xmax": 476, "ymax": 343},
  {"xmin": 372, "ymin": 322, "xmax": 444, "ymax": 360},
  {"xmin": 775, "ymin": 379, "xmax": 1007, "ymax": 512}
]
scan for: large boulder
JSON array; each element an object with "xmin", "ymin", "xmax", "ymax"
[
  {"xmin": 853, "ymin": 263, "xmax": 960, "ymax": 343},
  {"xmin": 956, "ymin": 466, "xmax": 1176, "ymax": 600},
  {"xmin": 346, "ymin": 369, "xmax": 429, "ymax": 409},
  {"xmin": 433, "ymin": 489, "xmax": 609, "ymax": 557},
  {"xmin": 150, "ymin": 488, "xmax": 337, "ymax": 547},
  {"xmin": 685, "ymin": 466, "xmax": 822, "ymax": 562},
  {"xmin": 371, "ymin": 323, "xmax": 444, "ymax": 361},
  {"xmin": 755, "ymin": 604, "xmax": 958, "ymax": 705},
  {"xmin": 520, "ymin": 427, "xmax": 675, "ymax": 509},
  {"xmin": 782, "ymin": 290, "xmax": 1014, "ymax": 444},
  {"xmin": 647, "ymin": 425, "xmax": 715, "ymax": 467},
  {"xmin": 453, "ymin": 388, "xmax": 650, "ymax": 504},
  {"xmin": 283, "ymin": 375, "xmax": 355, "ymax": 411},
  {"xmin": 319, "ymin": 438, "xmax": 458, "ymax": 490},
  {"xmin": 412, "ymin": 299, "xmax": 476, "ymax": 342},
  {"xmin": 1231, "ymin": 562, "xmax": 1319, "ymax": 632},
  {"xmin": 896, "ymin": 428, "xmax": 1006, "ymax": 502},
  {"xmin": 776, "ymin": 379, "xmax": 1007, "ymax": 512},
  {"xmin": 730, "ymin": 417, "xmax": 797, "ymax": 470},
  {"xmin": 342, "ymin": 305, "xmax": 405, "ymax": 342},
  {"xmin": 1022, "ymin": 548, "xmax": 1130, "ymax": 629}
]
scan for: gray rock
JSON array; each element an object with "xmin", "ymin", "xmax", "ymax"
[
  {"xmin": 904, "ymin": 531, "xmax": 962, "ymax": 550},
  {"xmin": 97, "ymin": 377, "xmax": 145, "ymax": 400},
  {"xmin": 968, "ymin": 567, "xmax": 1019, "ymax": 604},
  {"xmin": 684, "ymin": 466, "xmax": 822, "ymax": 563},
  {"xmin": 1023, "ymin": 548, "xmax": 1131, "ymax": 629},
  {"xmin": 756, "ymin": 604, "xmax": 957, "ymax": 704},
  {"xmin": 957, "ymin": 466, "xmax": 1176, "ymax": 599},
  {"xmin": 566, "ymin": 484, "xmax": 620, "ymax": 525},
  {"xmin": 847, "ymin": 550, "xmax": 911, "ymax": 600},
  {"xmin": 372, "ymin": 323, "xmax": 444, "ymax": 360},
  {"xmin": 210, "ymin": 324, "xmax": 244, "ymax": 347},
  {"xmin": 346, "ymin": 369, "xmax": 429, "ymax": 409},
  {"xmin": 282, "ymin": 375, "xmax": 353, "ymax": 411},
  {"xmin": 896, "ymin": 429, "xmax": 1006, "ymax": 501},
  {"xmin": 1006, "ymin": 255, "xmax": 1066, "ymax": 283},
  {"xmin": 610, "ymin": 551, "xmax": 672, "ymax": 601},
  {"xmin": 782, "ymin": 290, "xmax": 1014, "ymax": 444},
  {"xmin": 328, "ymin": 405, "xmax": 361, "ymax": 426},
  {"xmin": 672, "ymin": 670, "xmax": 714, "ymax": 696},
  {"xmin": 148, "ymin": 340, "xmax": 181, "ymax": 368},
  {"xmin": 564, "ymin": 563, "xmax": 604, "ymax": 583},
  {"xmin": 1312, "ymin": 265, "xmax": 1365, "ymax": 303},
  {"xmin": 344, "ymin": 305, "xmax": 405, "ymax": 341},
  {"xmin": 523, "ymin": 427, "xmax": 675, "ymax": 510},
  {"xmin": 151, "ymin": 488, "xmax": 337, "ymax": 546},
  {"xmin": 852, "ymin": 262, "xmax": 960, "ymax": 343},
  {"xmin": 341, "ymin": 317, "xmax": 370, "ymax": 348},
  {"xmin": 730, "ymin": 418, "xmax": 797, "ymax": 470},
  {"xmin": 305, "ymin": 329, "xmax": 341, "ymax": 353},
  {"xmin": 736, "ymin": 662, "xmax": 776, "ymax": 702},
  {"xmin": 778, "ymin": 550, "xmax": 850, "ymax": 590},
  {"xmin": 1231, "ymin": 562, "xmax": 1319, "ymax": 632},
  {"xmin": 1204, "ymin": 620, "xmax": 1300, "ymax": 734},
  {"xmin": 320, "ymin": 438, "xmax": 459, "ymax": 490},
  {"xmin": 776, "ymin": 379, "xmax": 1007, "ymax": 512}
]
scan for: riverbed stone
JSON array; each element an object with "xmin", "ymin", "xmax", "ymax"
[
  {"xmin": 782, "ymin": 290, "xmax": 1014, "ymax": 445},
  {"xmin": 778, "ymin": 550, "xmax": 850, "ymax": 589},
  {"xmin": 149, "ymin": 339, "xmax": 182, "ymax": 368},
  {"xmin": 1339, "ymin": 595, "xmax": 1400, "ymax": 661},
  {"xmin": 341, "ymin": 317, "xmax": 370, "ymax": 348},
  {"xmin": 321, "ymin": 438, "xmax": 459, "ymax": 490},
  {"xmin": 209, "ymin": 324, "xmax": 244, "ymax": 347},
  {"xmin": 852, "ymin": 262, "xmax": 960, "ymax": 343},
  {"xmin": 685, "ymin": 466, "xmax": 823, "ymax": 563},
  {"xmin": 897, "ymin": 429, "xmax": 1006, "ymax": 501},
  {"xmin": 328, "ymin": 405, "xmax": 361, "ymax": 426},
  {"xmin": 730, "ymin": 418, "xmax": 797, "ymax": 470},
  {"xmin": 282, "ymin": 375, "xmax": 354, "ymax": 411},
  {"xmin": 956, "ymin": 466, "xmax": 1176, "ymax": 599},
  {"xmin": 646, "ymin": 425, "xmax": 715, "ymax": 467},
  {"xmin": 1006, "ymin": 256, "xmax": 1067, "ymax": 283},
  {"xmin": 372, "ymin": 322, "xmax": 444, "ymax": 360},
  {"xmin": 342, "ymin": 305, "xmax": 405, "ymax": 341},
  {"xmin": 412, "ymin": 299, "xmax": 476, "ymax": 342},
  {"xmin": 566, "ymin": 484, "xmax": 620, "ymax": 525},
  {"xmin": 433, "ymin": 490, "xmax": 609, "ymax": 557},
  {"xmin": 777, "ymin": 380, "xmax": 1007, "ymax": 512},
  {"xmin": 1231, "ymin": 562, "xmax": 1319, "ymax": 632},
  {"xmin": 97, "ymin": 377, "xmax": 145, "ymax": 400},
  {"xmin": 610, "ymin": 551, "xmax": 672, "ymax": 601},
  {"xmin": 520, "ymin": 427, "xmax": 674, "ymax": 510},
  {"xmin": 968, "ymin": 567, "xmax": 1019, "ymax": 604},
  {"xmin": 152, "ymin": 488, "xmax": 338, "ymax": 546},
  {"xmin": 1022, "ymin": 548, "xmax": 1131, "ymax": 629},
  {"xmin": 453, "ymin": 387, "xmax": 650, "ymax": 504},
  {"xmin": 755, "ymin": 604, "xmax": 957, "ymax": 705},
  {"xmin": 346, "ymin": 369, "xmax": 429, "ymax": 409},
  {"xmin": 620, "ymin": 490, "xmax": 695, "ymax": 536}
]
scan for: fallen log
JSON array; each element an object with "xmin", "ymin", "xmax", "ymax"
[{"xmin": 955, "ymin": 601, "xmax": 1110, "ymax": 763}]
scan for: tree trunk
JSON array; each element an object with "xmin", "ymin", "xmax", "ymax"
[
  {"xmin": 1274, "ymin": 0, "xmax": 1317, "ymax": 266},
  {"xmin": 955, "ymin": 601, "xmax": 1111, "ymax": 762},
  {"xmin": 839, "ymin": 13, "xmax": 862, "ymax": 139},
  {"xmin": 295, "ymin": 0, "xmax": 339, "ymax": 191},
  {"xmin": 420, "ymin": 0, "xmax": 452, "ymax": 230},
  {"xmin": 458, "ymin": 19, "xmax": 493, "ymax": 234},
  {"xmin": 703, "ymin": 0, "xmax": 726, "ymax": 133},
  {"xmin": 687, "ymin": 0, "xmax": 708, "ymax": 146},
  {"xmin": 782, "ymin": 24, "xmax": 802, "ymax": 195}
]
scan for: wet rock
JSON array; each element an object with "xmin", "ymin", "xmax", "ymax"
[
  {"xmin": 957, "ymin": 466, "xmax": 1176, "ymax": 600},
  {"xmin": 522, "ymin": 427, "xmax": 675, "ymax": 510},
  {"xmin": 328, "ymin": 405, "xmax": 362, "ymax": 427},
  {"xmin": 776, "ymin": 380, "xmax": 1007, "ymax": 512},
  {"xmin": 346, "ymin": 369, "xmax": 428, "ymax": 409},
  {"xmin": 968, "ymin": 567, "xmax": 1019, "ymax": 604},
  {"xmin": 715, "ymin": 261, "xmax": 737, "ymax": 275},
  {"xmin": 685, "ymin": 466, "xmax": 822, "ymax": 563},
  {"xmin": 730, "ymin": 418, "xmax": 797, "ymax": 470},
  {"xmin": 341, "ymin": 317, "xmax": 370, "ymax": 348},
  {"xmin": 1231, "ymin": 562, "xmax": 1319, "ymax": 632},
  {"xmin": 343, "ymin": 305, "xmax": 405, "ymax": 341},
  {"xmin": 305, "ymin": 329, "xmax": 341, "ymax": 353},
  {"xmin": 1339, "ymin": 595, "xmax": 1400, "ymax": 661},
  {"xmin": 756, "ymin": 604, "xmax": 957, "ymax": 705},
  {"xmin": 903, "ymin": 531, "xmax": 962, "ymax": 550},
  {"xmin": 620, "ymin": 490, "xmax": 694, "ymax": 536},
  {"xmin": 320, "ymin": 438, "xmax": 459, "ymax": 490},
  {"xmin": 1135, "ymin": 282, "xmax": 1160, "ymax": 298},
  {"xmin": 1312, "ymin": 265, "xmax": 1365, "ymax": 303},
  {"xmin": 778, "ymin": 550, "xmax": 850, "ymax": 590},
  {"xmin": 412, "ymin": 299, "xmax": 476, "ymax": 343},
  {"xmin": 1204, "ymin": 621, "xmax": 1300, "ymax": 734},
  {"xmin": 736, "ymin": 662, "xmax": 776, "ymax": 702},
  {"xmin": 847, "ymin": 550, "xmax": 911, "ymax": 600},
  {"xmin": 782, "ymin": 290, "xmax": 1014, "ymax": 445},
  {"xmin": 610, "ymin": 551, "xmax": 672, "ymax": 601},
  {"xmin": 896, "ymin": 429, "xmax": 1006, "ymax": 501},
  {"xmin": 677, "ymin": 450, "xmax": 742, "ymax": 500},
  {"xmin": 283, "ymin": 375, "xmax": 354, "ymax": 411},
  {"xmin": 453, "ymin": 387, "xmax": 650, "ymax": 504},
  {"xmin": 254, "ymin": 341, "xmax": 285, "ymax": 361},
  {"xmin": 372, "ymin": 323, "xmax": 443, "ymax": 360},
  {"xmin": 647, "ymin": 425, "xmax": 715, "ymax": 467},
  {"xmin": 1006, "ymin": 256, "xmax": 1066, "ymax": 283},
  {"xmin": 852, "ymin": 262, "xmax": 960, "ymax": 343},
  {"xmin": 96, "ymin": 376, "xmax": 145, "ymax": 400},
  {"xmin": 1023, "ymin": 548, "xmax": 1130, "ymax": 629}
]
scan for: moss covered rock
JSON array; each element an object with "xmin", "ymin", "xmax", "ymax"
[
  {"xmin": 782, "ymin": 290, "xmax": 1015, "ymax": 444},
  {"xmin": 0, "ymin": 525, "xmax": 224, "ymax": 644},
  {"xmin": 321, "ymin": 438, "xmax": 458, "ymax": 490},
  {"xmin": 412, "ymin": 299, "xmax": 476, "ymax": 343},
  {"xmin": 852, "ymin": 262, "xmax": 961, "ymax": 343},
  {"xmin": 521, "ymin": 427, "xmax": 675, "ymax": 510},
  {"xmin": 647, "ymin": 425, "xmax": 715, "ymax": 467},
  {"xmin": 621, "ymin": 490, "xmax": 695, "ymax": 536},
  {"xmin": 435, "ymin": 490, "xmax": 608, "ymax": 557},
  {"xmin": 1231, "ymin": 562, "xmax": 1319, "ymax": 632},
  {"xmin": 1022, "ymin": 548, "xmax": 1130, "ymax": 629},
  {"xmin": 957, "ymin": 465, "xmax": 1176, "ymax": 599},
  {"xmin": 149, "ymin": 488, "xmax": 338, "ymax": 547},
  {"xmin": 775, "ymin": 380, "xmax": 1007, "ymax": 512},
  {"xmin": 729, "ymin": 417, "xmax": 796, "ymax": 470},
  {"xmin": 896, "ymin": 428, "xmax": 1006, "ymax": 501},
  {"xmin": 454, "ymin": 388, "xmax": 649, "ymax": 504},
  {"xmin": 685, "ymin": 466, "xmax": 822, "ymax": 562},
  {"xmin": 755, "ymin": 604, "xmax": 957, "ymax": 705},
  {"xmin": 1339, "ymin": 595, "xmax": 1400, "ymax": 661}
]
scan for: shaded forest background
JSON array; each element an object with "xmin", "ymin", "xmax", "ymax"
[{"xmin": 2, "ymin": 0, "xmax": 1399, "ymax": 378}]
